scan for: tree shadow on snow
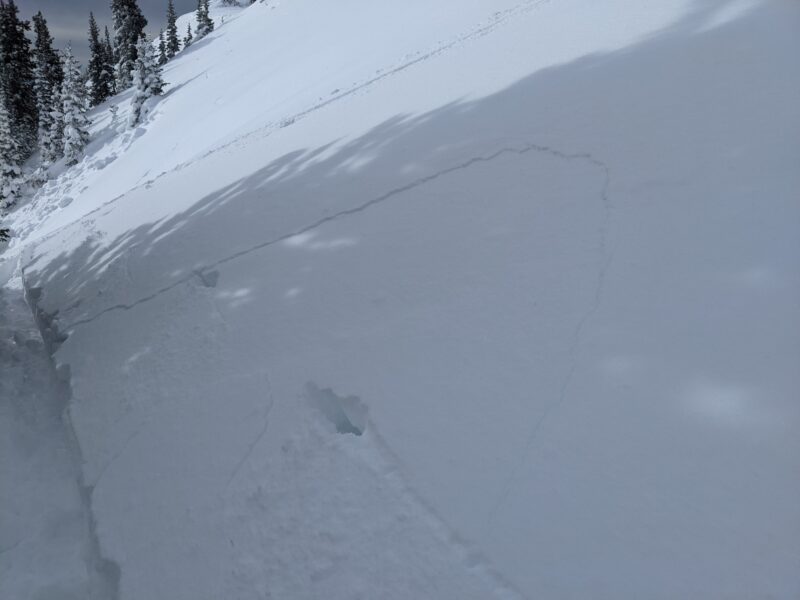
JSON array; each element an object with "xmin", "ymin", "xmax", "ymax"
[{"xmin": 22, "ymin": 0, "xmax": 792, "ymax": 342}]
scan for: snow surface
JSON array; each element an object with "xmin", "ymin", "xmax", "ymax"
[{"xmin": 2, "ymin": 0, "xmax": 799, "ymax": 598}]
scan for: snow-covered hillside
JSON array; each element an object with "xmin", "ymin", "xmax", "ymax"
[{"xmin": 2, "ymin": 0, "xmax": 799, "ymax": 598}]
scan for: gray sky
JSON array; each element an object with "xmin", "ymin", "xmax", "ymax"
[{"xmin": 18, "ymin": 0, "xmax": 198, "ymax": 64}]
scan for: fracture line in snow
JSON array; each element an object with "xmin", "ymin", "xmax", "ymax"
[
  {"xmin": 59, "ymin": 141, "xmax": 610, "ymax": 331},
  {"xmin": 89, "ymin": 427, "xmax": 145, "ymax": 489},
  {"xmin": 483, "ymin": 154, "xmax": 613, "ymax": 531},
  {"xmin": 42, "ymin": 347, "xmax": 122, "ymax": 600},
  {"xmin": 0, "ymin": 539, "xmax": 22, "ymax": 557},
  {"xmin": 2, "ymin": 285, "xmax": 121, "ymax": 599},
  {"xmin": 15, "ymin": 0, "xmax": 552, "ymax": 254},
  {"xmin": 224, "ymin": 369, "xmax": 276, "ymax": 490}
]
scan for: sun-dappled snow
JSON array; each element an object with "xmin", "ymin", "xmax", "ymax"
[{"xmin": 1, "ymin": 0, "xmax": 799, "ymax": 598}]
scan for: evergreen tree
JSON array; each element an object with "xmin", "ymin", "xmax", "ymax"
[
  {"xmin": 43, "ymin": 80, "xmax": 63, "ymax": 163},
  {"xmin": 111, "ymin": 0, "xmax": 147, "ymax": 90},
  {"xmin": 158, "ymin": 29, "xmax": 167, "ymax": 66},
  {"xmin": 34, "ymin": 80, "xmax": 54, "ymax": 160},
  {"xmin": 165, "ymin": 0, "xmax": 180, "ymax": 58},
  {"xmin": 204, "ymin": 0, "xmax": 215, "ymax": 34},
  {"xmin": 102, "ymin": 26, "xmax": 117, "ymax": 96},
  {"xmin": 103, "ymin": 25, "xmax": 115, "ymax": 65},
  {"xmin": 31, "ymin": 13, "xmax": 61, "ymax": 88},
  {"xmin": 31, "ymin": 12, "xmax": 63, "ymax": 156},
  {"xmin": 60, "ymin": 47, "xmax": 90, "ymax": 166},
  {"xmin": 129, "ymin": 36, "xmax": 165, "ymax": 127},
  {"xmin": 88, "ymin": 13, "xmax": 113, "ymax": 106},
  {"xmin": 0, "ymin": 0, "xmax": 37, "ymax": 157},
  {"xmin": 194, "ymin": 0, "xmax": 214, "ymax": 40},
  {"xmin": 0, "ymin": 93, "xmax": 22, "ymax": 208},
  {"xmin": 183, "ymin": 22, "xmax": 193, "ymax": 47}
]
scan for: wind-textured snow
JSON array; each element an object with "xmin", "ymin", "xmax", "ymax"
[{"xmin": 1, "ymin": 0, "xmax": 799, "ymax": 598}]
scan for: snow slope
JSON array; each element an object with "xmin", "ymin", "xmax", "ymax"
[{"xmin": 2, "ymin": 0, "xmax": 799, "ymax": 598}]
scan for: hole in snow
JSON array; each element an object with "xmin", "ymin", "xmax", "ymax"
[
  {"xmin": 195, "ymin": 269, "xmax": 220, "ymax": 288},
  {"xmin": 305, "ymin": 382, "xmax": 368, "ymax": 436}
]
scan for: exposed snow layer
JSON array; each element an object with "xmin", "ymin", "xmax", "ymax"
[
  {"xmin": 2, "ymin": 0, "xmax": 799, "ymax": 598},
  {"xmin": 0, "ymin": 283, "xmax": 118, "ymax": 600}
]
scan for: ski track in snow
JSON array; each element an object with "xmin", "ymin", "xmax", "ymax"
[
  {"xmin": 14, "ymin": 0, "xmax": 552, "ymax": 252},
  {"xmin": 4, "ymin": 0, "xmax": 798, "ymax": 597}
]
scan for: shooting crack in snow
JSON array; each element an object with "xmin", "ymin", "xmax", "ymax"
[
  {"xmin": 4, "ymin": 0, "xmax": 797, "ymax": 597},
  {"xmin": 485, "ymin": 159, "xmax": 613, "ymax": 530},
  {"xmin": 56, "ymin": 142, "xmax": 612, "ymax": 331},
  {"xmin": 225, "ymin": 369, "xmax": 276, "ymax": 490}
]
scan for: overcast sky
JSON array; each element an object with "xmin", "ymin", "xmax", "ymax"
[{"xmin": 18, "ymin": 0, "xmax": 198, "ymax": 64}]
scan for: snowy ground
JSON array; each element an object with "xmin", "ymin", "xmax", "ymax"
[{"xmin": 1, "ymin": 0, "xmax": 799, "ymax": 598}]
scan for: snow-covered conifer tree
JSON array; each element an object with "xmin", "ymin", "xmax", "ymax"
[
  {"xmin": 0, "ymin": 0, "xmax": 38, "ymax": 157},
  {"xmin": 129, "ymin": 37, "xmax": 165, "ymax": 127},
  {"xmin": 166, "ymin": 0, "xmax": 180, "ymax": 58},
  {"xmin": 158, "ymin": 30, "xmax": 168, "ymax": 66},
  {"xmin": 43, "ymin": 81, "xmax": 64, "ymax": 164},
  {"xmin": 0, "ymin": 95, "xmax": 22, "ymax": 208},
  {"xmin": 184, "ymin": 23, "xmax": 193, "ymax": 47},
  {"xmin": 102, "ymin": 26, "xmax": 117, "ymax": 97},
  {"xmin": 112, "ymin": 0, "xmax": 148, "ymax": 90},
  {"xmin": 31, "ymin": 12, "xmax": 63, "ymax": 158},
  {"xmin": 204, "ymin": 0, "xmax": 215, "ymax": 33},
  {"xmin": 194, "ymin": 0, "xmax": 214, "ymax": 40},
  {"xmin": 88, "ymin": 13, "xmax": 113, "ymax": 106},
  {"xmin": 60, "ymin": 47, "xmax": 90, "ymax": 166}
]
